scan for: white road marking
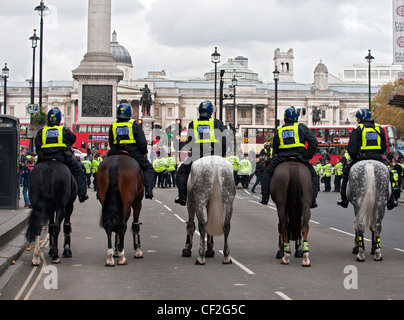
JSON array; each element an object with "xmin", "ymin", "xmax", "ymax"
[
  {"xmin": 218, "ymin": 250, "xmax": 255, "ymax": 275},
  {"xmin": 276, "ymin": 291, "xmax": 292, "ymax": 300}
]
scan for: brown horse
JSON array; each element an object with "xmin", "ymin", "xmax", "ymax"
[
  {"xmin": 270, "ymin": 160, "xmax": 312, "ymax": 267},
  {"xmin": 97, "ymin": 154, "xmax": 144, "ymax": 266}
]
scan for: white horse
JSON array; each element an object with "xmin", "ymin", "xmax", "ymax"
[
  {"xmin": 347, "ymin": 160, "xmax": 390, "ymax": 262},
  {"xmin": 181, "ymin": 156, "xmax": 236, "ymax": 265}
]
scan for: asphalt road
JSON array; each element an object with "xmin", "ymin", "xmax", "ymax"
[{"xmin": 1, "ymin": 184, "xmax": 404, "ymax": 304}]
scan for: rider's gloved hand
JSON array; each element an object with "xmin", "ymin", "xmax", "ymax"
[{"xmin": 260, "ymin": 193, "xmax": 269, "ymax": 205}]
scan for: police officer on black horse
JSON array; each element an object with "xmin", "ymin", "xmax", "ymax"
[
  {"xmin": 260, "ymin": 106, "xmax": 319, "ymax": 208},
  {"xmin": 337, "ymin": 108, "xmax": 398, "ymax": 210},
  {"xmin": 35, "ymin": 107, "xmax": 88, "ymax": 203},
  {"xmin": 174, "ymin": 100, "xmax": 227, "ymax": 206},
  {"xmin": 107, "ymin": 103, "xmax": 155, "ymax": 200}
]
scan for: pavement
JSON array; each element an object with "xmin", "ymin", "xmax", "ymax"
[{"xmin": 0, "ymin": 188, "xmax": 403, "ymax": 281}]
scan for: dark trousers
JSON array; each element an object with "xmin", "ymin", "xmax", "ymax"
[
  {"xmin": 324, "ymin": 176, "xmax": 331, "ymax": 191},
  {"xmin": 251, "ymin": 175, "xmax": 262, "ymax": 192},
  {"xmin": 334, "ymin": 175, "xmax": 342, "ymax": 192},
  {"xmin": 176, "ymin": 162, "xmax": 192, "ymax": 196}
]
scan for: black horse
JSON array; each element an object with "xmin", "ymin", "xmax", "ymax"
[{"xmin": 26, "ymin": 161, "xmax": 77, "ymax": 265}]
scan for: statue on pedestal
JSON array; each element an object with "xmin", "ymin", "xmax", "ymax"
[
  {"xmin": 311, "ymin": 106, "xmax": 321, "ymax": 125},
  {"xmin": 140, "ymin": 84, "xmax": 153, "ymax": 117}
]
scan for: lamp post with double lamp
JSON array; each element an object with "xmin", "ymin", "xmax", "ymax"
[
  {"xmin": 211, "ymin": 47, "xmax": 220, "ymax": 119},
  {"xmin": 365, "ymin": 49, "xmax": 374, "ymax": 112},
  {"xmin": 2, "ymin": 63, "xmax": 9, "ymax": 114},
  {"xmin": 273, "ymin": 66, "xmax": 280, "ymax": 130},
  {"xmin": 34, "ymin": 0, "xmax": 49, "ymax": 113}
]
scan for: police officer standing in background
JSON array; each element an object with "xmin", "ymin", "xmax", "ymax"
[
  {"xmin": 175, "ymin": 100, "xmax": 227, "ymax": 206},
  {"xmin": 35, "ymin": 108, "xmax": 88, "ymax": 203},
  {"xmin": 108, "ymin": 103, "xmax": 155, "ymax": 199}
]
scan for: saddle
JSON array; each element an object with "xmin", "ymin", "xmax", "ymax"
[
  {"xmin": 284, "ymin": 157, "xmax": 299, "ymax": 162},
  {"xmin": 116, "ymin": 150, "xmax": 132, "ymax": 157}
]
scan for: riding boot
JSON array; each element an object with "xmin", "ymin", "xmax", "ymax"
[
  {"xmin": 260, "ymin": 176, "xmax": 272, "ymax": 205},
  {"xmin": 175, "ymin": 192, "xmax": 187, "ymax": 206},
  {"xmin": 67, "ymin": 159, "xmax": 88, "ymax": 203}
]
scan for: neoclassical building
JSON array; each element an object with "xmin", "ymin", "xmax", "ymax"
[{"xmin": 0, "ymin": 42, "xmax": 379, "ymax": 152}]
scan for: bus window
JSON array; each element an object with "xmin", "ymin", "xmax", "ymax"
[
  {"xmin": 336, "ymin": 128, "xmax": 348, "ymax": 138},
  {"xmin": 93, "ymin": 125, "xmax": 101, "ymax": 133},
  {"xmin": 81, "ymin": 142, "xmax": 86, "ymax": 149},
  {"xmin": 317, "ymin": 129, "xmax": 325, "ymax": 138}
]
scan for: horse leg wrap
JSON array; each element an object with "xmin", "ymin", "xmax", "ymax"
[
  {"xmin": 375, "ymin": 237, "xmax": 381, "ymax": 249},
  {"xmin": 303, "ymin": 241, "xmax": 309, "ymax": 253},
  {"xmin": 357, "ymin": 234, "xmax": 364, "ymax": 249},
  {"xmin": 186, "ymin": 221, "xmax": 196, "ymax": 235},
  {"xmin": 185, "ymin": 234, "xmax": 193, "ymax": 249},
  {"xmin": 63, "ymin": 223, "xmax": 72, "ymax": 235},
  {"xmin": 284, "ymin": 242, "xmax": 291, "ymax": 253}
]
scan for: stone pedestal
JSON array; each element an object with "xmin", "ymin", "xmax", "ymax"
[
  {"xmin": 72, "ymin": 0, "xmax": 123, "ymax": 123},
  {"xmin": 141, "ymin": 116, "xmax": 155, "ymax": 145}
]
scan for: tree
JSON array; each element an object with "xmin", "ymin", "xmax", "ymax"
[{"xmin": 372, "ymin": 79, "xmax": 404, "ymax": 139}]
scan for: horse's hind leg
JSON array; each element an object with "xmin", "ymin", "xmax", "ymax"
[
  {"xmin": 355, "ymin": 231, "xmax": 366, "ymax": 262},
  {"xmin": 62, "ymin": 204, "xmax": 73, "ymax": 258},
  {"xmin": 371, "ymin": 221, "xmax": 383, "ymax": 261},
  {"xmin": 301, "ymin": 210, "xmax": 311, "ymax": 267},
  {"xmin": 105, "ymin": 228, "xmax": 115, "ymax": 267},
  {"xmin": 222, "ymin": 217, "xmax": 232, "ymax": 264},
  {"xmin": 196, "ymin": 220, "xmax": 207, "ymax": 265},
  {"xmin": 116, "ymin": 226, "xmax": 127, "ymax": 265},
  {"xmin": 132, "ymin": 202, "xmax": 143, "ymax": 259},
  {"xmin": 205, "ymin": 234, "xmax": 215, "ymax": 258},
  {"xmin": 182, "ymin": 221, "xmax": 195, "ymax": 257}
]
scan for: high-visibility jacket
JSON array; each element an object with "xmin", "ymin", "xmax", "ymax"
[
  {"xmin": 153, "ymin": 158, "xmax": 166, "ymax": 173},
  {"xmin": 278, "ymin": 122, "xmax": 305, "ymax": 149},
  {"xmin": 226, "ymin": 155, "xmax": 239, "ymax": 171},
  {"xmin": 322, "ymin": 163, "xmax": 333, "ymax": 177},
  {"xmin": 82, "ymin": 160, "xmax": 92, "ymax": 174},
  {"xmin": 41, "ymin": 125, "xmax": 67, "ymax": 149},
  {"xmin": 192, "ymin": 118, "xmax": 218, "ymax": 143},
  {"xmin": 166, "ymin": 156, "xmax": 176, "ymax": 172},
  {"xmin": 314, "ymin": 163, "xmax": 322, "ymax": 175},
  {"xmin": 112, "ymin": 119, "xmax": 136, "ymax": 145},
  {"xmin": 238, "ymin": 159, "xmax": 252, "ymax": 175},
  {"xmin": 92, "ymin": 158, "xmax": 100, "ymax": 174},
  {"xmin": 359, "ymin": 123, "xmax": 381, "ymax": 151},
  {"xmin": 334, "ymin": 162, "xmax": 343, "ymax": 176}
]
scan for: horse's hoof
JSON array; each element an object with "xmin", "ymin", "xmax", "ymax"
[
  {"xmin": 356, "ymin": 257, "xmax": 365, "ymax": 262},
  {"xmin": 276, "ymin": 250, "xmax": 284, "ymax": 259},
  {"xmin": 182, "ymin": 249, "xmax": 192, "ymax": 257},
  {"xmin": 280, "ymin": 260, "xmax": 289, "ymax": 265},
  {"xmin": 118, "ymin": 259, "xmax": 127, "ymax": 265},
  {"xmin": 105, "ymin": 262, "xmax": 115, "ymax": 267},
  {"xmin": 52, "ymin": 258, "xmax": 61, "ymax": 264},
  {"xmin": 222, "ymin": 258, "xmax": 232, "ymax": 264},
  {"xmin": 31, "ymin": 260, "xmax": 41, "ymax": 266},
  {"xmin": 205, "ymin": 249, "xmax": 215, "ymax": 258},
  {"xmin": 195, "ymin": 258, "xmax": 205, "ymax": 265},
  {"xmin": 63, "ymin": 250, "xmax": 72, "ymax": 258},
  {"xmin": 352, "ymin": 246, "xmax": 359, "ymax": 254},
  {"xmin": 295, "ymin": 250, "xmax": 303, "ymax": 258},
  {"xmin": 134, "ymin": 251, "xmax": 144, "ymax": 259},
  {"xmin": 302, "ymin": 263, "xmax": 311, "ymax": 267}
]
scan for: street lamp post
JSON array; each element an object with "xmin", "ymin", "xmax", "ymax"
[
  {"xmin": 2, "ymin": 63, "xmax": 9, "ymax": 114},
  {"xmin": 273, "ymin": 66, "xmax": 280, "ymax": 130},
  {"xmin": 231, "ymin": 74, "xmax": 237, "ymax": 144},
  {"xmin": 29, "ymin": 29, "xmax": 39, "ymax": 106},
  {"xmin": 365, "ymin": 49, "xmax": 374, "ymax": 112},
  {"xmin": 35, "ymin": 0, "xmax": 49, "ymax": 113},
  {"xmin": 211, "ymin": 47, "xmax": 220, "ymax": 119}
]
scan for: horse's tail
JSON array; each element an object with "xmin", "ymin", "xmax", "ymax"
[
  {"xmin": 355, "ymin": 163, "xmax": 376, "ymax": 229},
  {"xmin": 26, "ymin": 165, "xmax": 52, "ymax": 242},
  {"xmin": 206, "ymin": 165, "xmax": 224, "ymax": 236},
  {"xmin": 100, "ymin": 164, "xmax": 125, "ymax": 232},
  {"xmin": 286, "ymin": 166, "xmax": 303, "ymax": 241}
]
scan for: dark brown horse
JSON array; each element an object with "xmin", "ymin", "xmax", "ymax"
[
  {"xmin": 97, "ymin": 154, "xmax": 144, "ymax": 266},
  {"xmin": 270, "ymin": 160, "xmax": 312, "ymax": 267}
]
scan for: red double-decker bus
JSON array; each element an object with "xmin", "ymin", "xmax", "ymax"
[
  {"xmin": 309, "ymin": 124, "xmax": 398, "ymax": 165},
  {"xmin": 71, "ymin": 123, "xmax": 110, "ymax": 156}
]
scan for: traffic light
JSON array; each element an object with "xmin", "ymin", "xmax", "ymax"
[
  {"xmin": 137, "ymin": 119, "xmax": 143, "ymax": 127},
  {"xmin": 175, "ymin": 118, "xmax": 182, "ymax": 126}
]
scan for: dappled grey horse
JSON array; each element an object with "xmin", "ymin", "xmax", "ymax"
[
  {"xmin": 347, "ymin": 160, "xmax": 390, "ymax": 262},
  {"xmin": 182, "ymin": 156, "xmax": 236, "ymax": 265}
]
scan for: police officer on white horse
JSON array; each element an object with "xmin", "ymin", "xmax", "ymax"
[
  {"xmin": 260, "ymin": 106, "xmax": 319, "ymax": 208},
  {"xmin": 337, "ymin": 108, "xmax": 398, "ymax": 210},
  {"xmin": 175, "ymin": 100, "xmax": 227, "ymax": 206}
]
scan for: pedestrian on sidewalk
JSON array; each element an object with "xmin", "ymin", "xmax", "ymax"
[{"xmin": 21, "ymin": 157, "xmax": 34, "ymax": 208}]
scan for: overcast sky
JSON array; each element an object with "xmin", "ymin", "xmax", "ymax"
[{"xmin": 0, "ymin": 0, "xmax": 395, "ymax": 84}]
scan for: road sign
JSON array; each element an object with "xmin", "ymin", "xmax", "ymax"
[{"xmin": 28, "ymin": 104, "xmax": 39, "ymax": 114}]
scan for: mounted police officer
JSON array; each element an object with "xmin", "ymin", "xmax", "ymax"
[
  {"xmin": 260, "ymin": 106, "xmax": 319, "ymax": 208},
  {"xmin": 175, "ymin": 100, "xmax": 226, "ymax": 206},
  {"xmin": 337, "ymin": 108, "xmax": 398, "ymax": 210},
  {"xmin": 107, "ymin": 103, "xmax": 155, "ymax": 199},
  {"xmin": 35, "ymin": 108, "xmax": 88, "ymax": 203}
]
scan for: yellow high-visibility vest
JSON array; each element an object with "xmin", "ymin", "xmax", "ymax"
[
  {"xmin": 41, "ymin": 126, "xmax": 66, "ymax": 148},
  {"xmin": 278, "ymin": 123, "xmax": 305, "ymax": 149},
  {"xmin": 112, "ymin": 120, "xmax": 136, "ymax": 145}
]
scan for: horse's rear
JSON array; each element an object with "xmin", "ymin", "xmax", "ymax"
[
  {"xmin": 271, "ymin": 161, "xmax": 312, "ymax": 266},
  {"xmin": 347, "ymin": 160, "xmax": 389, "ymax": 262},
  {"xmin": 183, "ymin": 155, "xmax": 236, "ymax": 265},
  {"xmin": 97, "ymin": 155, "xmax": 144, "ymax": 266},
  {"xmin": 26, "ymin": 161, "xmax": 77, "ymax": 265}
]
